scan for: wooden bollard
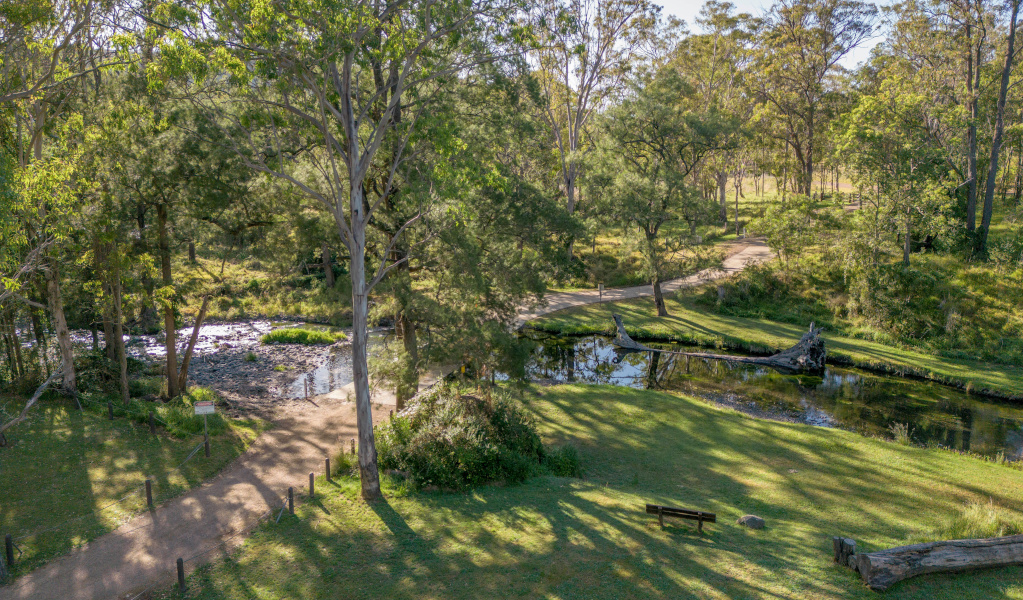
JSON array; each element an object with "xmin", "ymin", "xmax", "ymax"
[
  {"xmin": 350, "ymin": 439, "xmax": 355, "ymax": 455},
  {"xmin": 325, "ymin": 458, "xmax": 331, "ymax": 483},
  {"xmin": 309, "ymin": 472, "xmax": 315, "ymax": 498},
  {"xmin": 149, "ymin": 411, "xmax": 156, "ymax": 434},
  {"xmin": 5, "ymin": 533, "xmax": 13, "ymax": 568},
  {"xmin": 288, "ymin": 487, "xmax": 294, "ymax": 514},
  {"xmin": 177, "ymin": 557, "xmax": 186, "ymax": 592},
  {"xmin": 107, "ymin": 401, "xmax": 114, "ymax": 420},
  {"xmin": 145, "ymin": 479, "xmax": 154, "ymax": 509}
]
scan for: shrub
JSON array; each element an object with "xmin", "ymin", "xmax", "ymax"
[
  {"xmin": 542, "ymin": 445, "xmax": 582, "ymax": 477},
  {"xmin": 331, "ymin": 447, "xmax": 359, "ymax": 478},
  {"xmin": 260, "ymin": 328, "xmax": 347, "ymax": 345},
  {"xmin": 374, "ymin": 387, "xmax": 580, "ymax": 490}
]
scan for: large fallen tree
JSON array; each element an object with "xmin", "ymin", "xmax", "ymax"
[
  {"xmin": 612, "ymin": 314, "xmax": 827, "ymax": 375},
  {"xmin": 834, "ymin": 534, "xmax": 1023, "ymax": 591}
]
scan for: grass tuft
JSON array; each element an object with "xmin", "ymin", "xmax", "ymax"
[
  {"xmin": 927, "ymin": 500, "xmax": 1023, "ymax": 541},
  {"xmin": 260, "ymin": 328, "xmax": 346, "ymax": 345}
]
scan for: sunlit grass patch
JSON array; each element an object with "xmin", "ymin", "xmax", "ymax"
[{"xmin": 152, "ymin": 384, "xmax": 1023, "ymax": 600}]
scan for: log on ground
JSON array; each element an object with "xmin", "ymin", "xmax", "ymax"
[
  {"xmin": 855, "ymin": 534, "xmax": 1023, "ymax": 591},
  {"xmin": 612, "ymin": 314, "xmax": 826, "ymax": 375}
]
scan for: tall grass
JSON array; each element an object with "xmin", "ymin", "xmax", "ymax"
[
  {"xmin": 260, "ymin": 328, "xmax": 346, "ymax": 345},
  {"xmin": 927, "ymin": 500, "xmax": 1023, "ymax": 541}
]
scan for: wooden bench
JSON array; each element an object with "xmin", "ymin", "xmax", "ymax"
[{"xmin": 646, "ymin": 504, "xmax": 716, "ymax": 532}]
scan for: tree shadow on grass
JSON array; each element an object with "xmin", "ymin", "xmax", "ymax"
[{"xmin": 180, "ymin": 384, "xmax": 1023, "ymax": 600}]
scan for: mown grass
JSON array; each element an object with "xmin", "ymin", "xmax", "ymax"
[
  {"xmin": 0, "ymin": 393, "xmax": 262, "ymax": 576},
  {"xmin": 260, "ymin": 327, "xmax": 347, "ymax": 345},
  {"xmin": 529, "ymin": 294, "xmax": 1023, "ymax": 399},
  {"xmin": 154, "ymin": 384, "xmax": 1022, "ymax": 600}
]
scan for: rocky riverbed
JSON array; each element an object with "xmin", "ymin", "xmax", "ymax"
[
  {"xmin": 186, "ymin": 342, "xmax": 347, "ymax": 415},
  {"xmin": 71, "ymin": 320, "xmax": 359, "ymax": 417}
]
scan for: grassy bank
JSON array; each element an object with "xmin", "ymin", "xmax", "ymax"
[
  {"xmin": 0, "ymin": 394, "xmax": 262, "ymax": 576},
  {"xmin": 528, "ymin": 296, "xmax": 1023, "ymax": 399},
  {"xmin": 155, "ymin": 385, "xmax": 1022, "ymax": 600}
]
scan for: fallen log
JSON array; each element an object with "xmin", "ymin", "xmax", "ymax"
[
  {"xmin": 853, "ymin": 534, "xmax": 1023, "ymax": 591},
  {"xmin": 611, "ymin": 314, "xmax": 826, "ymax": 375}
]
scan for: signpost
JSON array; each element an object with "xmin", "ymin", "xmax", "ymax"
[{"xmin": 195, "ymin": 401, "xmax": 215, "ymax": 457}]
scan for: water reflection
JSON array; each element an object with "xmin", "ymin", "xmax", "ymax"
[
  {"xmin": 525, "ymin": 334, "xmax": 1023, "ymax": 460},
  {"xmin": 287, "ymin": 346, "xmax": 354, "ymax": 398}
]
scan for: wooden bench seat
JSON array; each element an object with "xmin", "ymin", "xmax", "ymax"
[{"xmin": 645, "ymin": 504, "xmax": 716, "ymax": 532}]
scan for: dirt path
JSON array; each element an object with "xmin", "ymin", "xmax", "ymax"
[
  {"xmin": 514, "ymin": 238, "xmax": 773, "ymax": 327},
  {"xmin": 1, "ymin": 239, "xmax": 773, "ymax": 600}
]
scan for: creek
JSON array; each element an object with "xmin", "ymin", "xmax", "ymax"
[
  {"xmin": 523, "ymin": 333, "xmax": 1023, "ymax": 461},
  {"xmin": 66, "ymin": 319, "xmax": 1023, "ymax": 459}
]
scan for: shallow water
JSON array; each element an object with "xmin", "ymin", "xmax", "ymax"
[
  {"xmin": 69, "ymin": 321, "xmax": 280, "ymax": 358},
  {"xmin": 286, "ymin": 346, "xmax": 354, "ymax": 398},
  {"xmin": 283, "ymin": 330, "xmax": 390, "ymax": 398},
  {"xmin": 524, "ymin": 334, "xmax": 1023, "ymax": 460},
  {"xmin": 67, "ymin": 321, "xmax": 353, "ymax": 360}
]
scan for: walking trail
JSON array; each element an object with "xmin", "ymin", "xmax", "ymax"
[
  {"xmin": 514, "ymin": 238, "xmax": 773, "ymax": 327},
  {"xmin": 1, "ymin": 238, "xmax": 771, "ymax": 600}
]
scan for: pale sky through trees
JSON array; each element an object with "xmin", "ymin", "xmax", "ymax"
[{"xmin": 656, "ymin": 0, "xmax": 887, "ymax": 67}]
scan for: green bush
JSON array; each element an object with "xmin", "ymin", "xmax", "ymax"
[
  {"xmin": 542, "ymin": 445, "xmax": 582, "ymax": 477},
  {"xmin": 260, "ymin": 327, "xmax": 347, "ymax": 345},
  {"xmin": 374, "ymin": 386, "xmax": 580, "ymax": 490},
  {"xmin": 331, "ymin": 447, "xmax": 359, "ymax": 478},
  {"xmin": 128, "ymin": 376, "xmax": 163, "ymax": 398}
]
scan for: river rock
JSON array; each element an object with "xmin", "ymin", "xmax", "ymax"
[{"xmin": 737, "ymin": 515, "xmax": 765, "ymax": 530}]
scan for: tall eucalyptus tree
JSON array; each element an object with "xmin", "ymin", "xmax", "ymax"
[{"xmin": 157, "ymin": 0, "xmax": 520, "ymax": 499}]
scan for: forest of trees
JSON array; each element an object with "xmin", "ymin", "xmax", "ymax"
[{"xmin": 3, "ymin": 0, "xmax": 1023, "ymax": 499}]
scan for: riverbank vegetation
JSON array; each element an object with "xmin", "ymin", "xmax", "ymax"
[{"xmin": 154, "ymin": 385, "xmax": 1022, "ymax": 599}]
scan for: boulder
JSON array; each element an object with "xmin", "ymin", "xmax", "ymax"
[{"xmin": 738, "ymin": 515, "xmax": 765, "ymax": 530}]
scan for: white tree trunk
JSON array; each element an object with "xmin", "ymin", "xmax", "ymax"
[{"xmin": 349, "ymin": 186, "xmax": 381, "ymax": 500}]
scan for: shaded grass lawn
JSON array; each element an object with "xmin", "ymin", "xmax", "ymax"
[
  {"xmin": 528, "ymin": 295, "xmax": 1023, "ymax": 399},
  {"xmin": 0, "ymin": 395, "xmax": 262, "ymax": 575},
  {"xmin": 157, "ymin": 385, "xmax": 1022, "ymax": 600}
]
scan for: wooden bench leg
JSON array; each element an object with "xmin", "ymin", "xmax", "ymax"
[
  {"xmin": 658, "ymin": 508, "xmax": 664, "ymax": 528},
  {"xmin": 697, "ymin": 517, "xmax": 703, "ymax": 533}
]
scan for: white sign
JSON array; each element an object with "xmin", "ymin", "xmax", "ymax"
[{"xmin": 194, "ymin": 401, "xmax": 216, "ymax": 416}]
